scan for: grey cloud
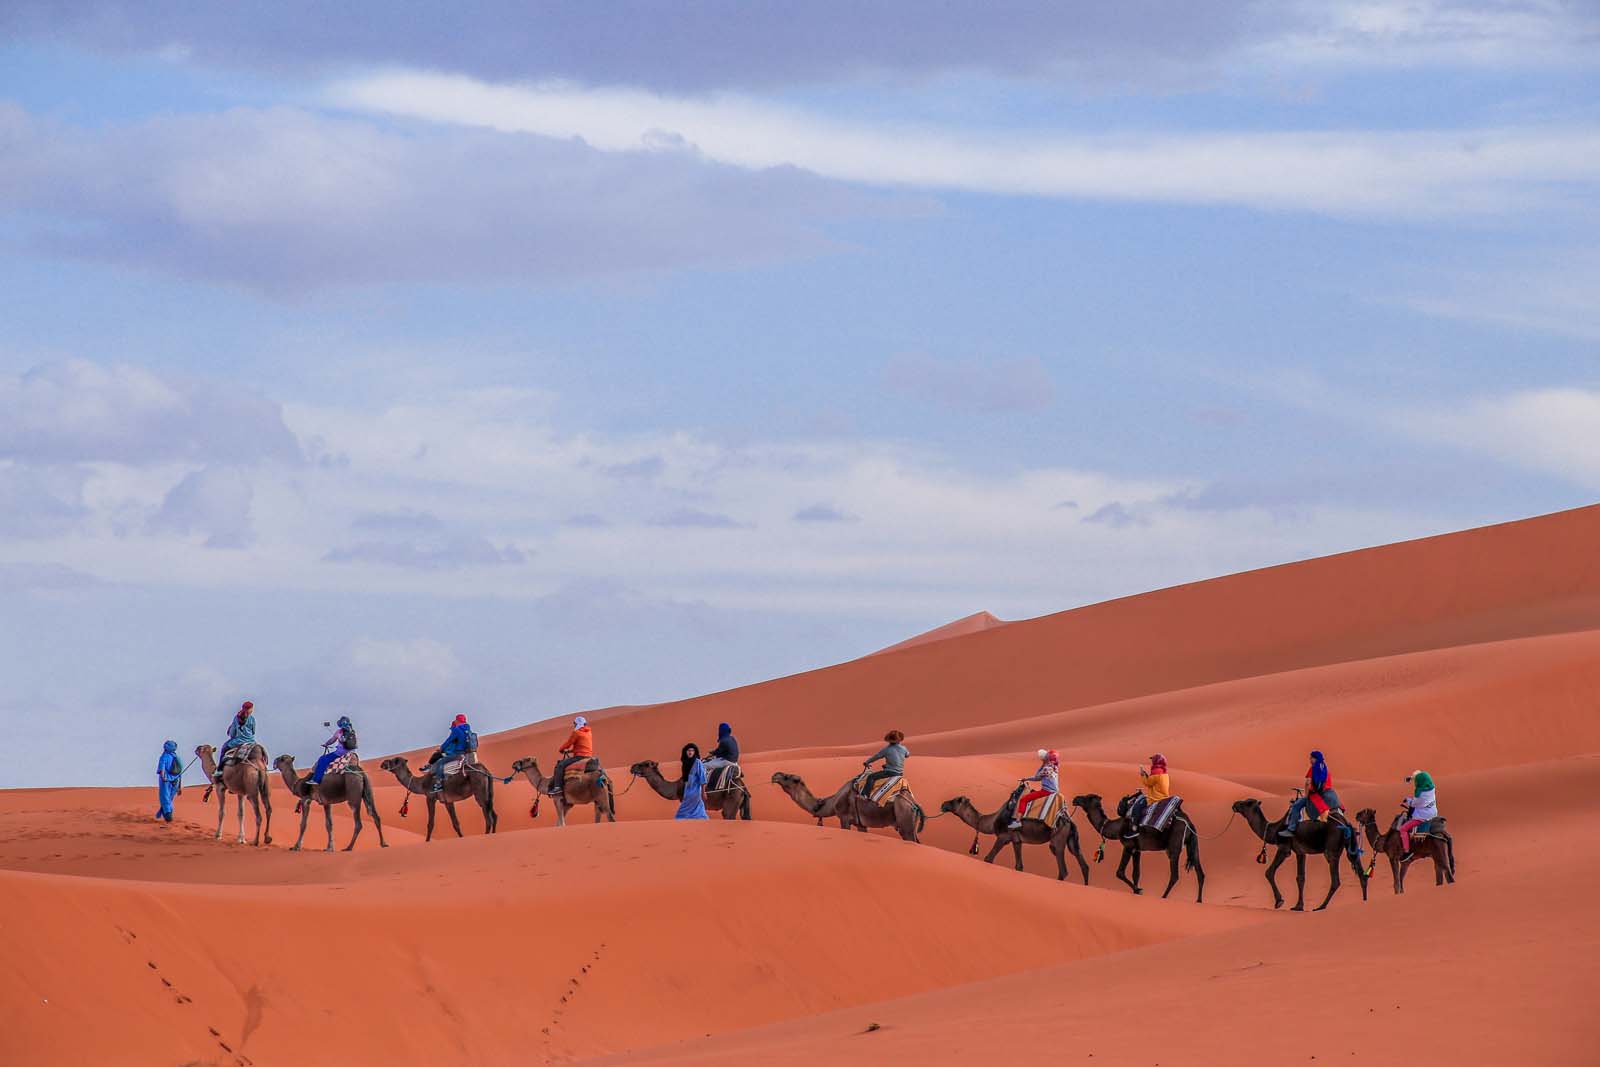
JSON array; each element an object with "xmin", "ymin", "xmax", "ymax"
[
  {"xmin": 601, "ymin": 455, "xmax": 665, "ymax": 480},
  {"xmin": 0, "ymin": 562, "xmax": 105, "ymax": 591},
  {"xmin": 652, "ymin": 508, "xmax": 745, "ymax": 529},
  {"xmin": 1, "ymin": 104, "xmax": 890, "ymax": 293},
  {"xmin": 883, "ymin": 353, "xmax": 1056, "ymax": 414},
  {"xmin": 0, "ymin": 465, "xmax": 89, "ymax": 538},
  {"xmin": 1082, "ymin": 501, "xmax": 1148, "ymax": 528},
  {"xmin": 323, "ymin": 536, "xmax": 526, "ymax": 570},
  {"xmin": 793, "ymin": 502, "xmax": 858, "ymax": 523},
  {"xmin": 0, "ymin": 359, "xmax": 300, "ymax": 466},
  {"xmin": 1, "ymin": 2, "xmax": 1294, "ymax": 90},
  {"xmin": 350, "ymin": 509, "xmax": 447, "ymax": 534},
  {"xmin": 147, "ymin": 466, "xmax": 256, "ymax": 548},
  {"xmin": 561, "ymin": 513, "xmax": 611, "ymax": 528}
]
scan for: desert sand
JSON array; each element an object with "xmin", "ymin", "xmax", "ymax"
[{"xmin": 5, "ymin": 505, "xmax": 1599, "ymax": 1065}]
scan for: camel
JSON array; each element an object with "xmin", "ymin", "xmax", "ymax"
[
  {"xmin": 273, "ymin": 754, "xmax": 387, "ymax": 852},
  {"xmin": 769, "ymin": 772, "xmax": 856, "ymax": 828},
  {"xmin": 195, "ymin": 743, "xmax": 272, "ymax": 846},
  {"xmin": 939, "ymin": 795, "xmax": 1090, "ymax": 883},
  {"xmin": 1355, "ymin": 807, "xmax": 1456, "ymax": 894},
  {"xmin": 1232, "ymin": 797, "xmax": 1369, "ymax": 911},
  {"xmin": 1073, "ymin": 793, "xmax": 1205, "ymax": 902},
  {"xmin": 511, "ymin": 757, "xmax": 615, "ymax": 826},
  {"xmin": 629, "ymin": 760, "xmax": 751, "ymax": 820},
  {"xmin": 771, "ymin": 772, "xmax": 922, "ymax": 842},
  {"xmin": 379, "ymin": 756, "xmax": 498, "ymax": 841}
]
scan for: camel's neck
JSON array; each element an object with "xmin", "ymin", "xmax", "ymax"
[
  {"xmin": 522, "ymin": 766, "xmax": 549, "ymax": 790},
  {"xmin": 950, "ymin": 800, "xmax": 991, "ymax": 833},
  {"xmin": 1081, "ymin": 803, "xmax": 1110, "ymax": 834},
  {"xmin": 198, "ymin": 751, "xmax": 217, "ymax": 777},
  {"xmin": 1360, "ymin": 817, "xmax": 1383, "ymax": 849},
  {"xmin": 782, "ymin": 780, "xmax": 823, "ymax": 815},
  {"xmin": 276, "ymin": 765, "xmax": 302, "ymax": 794},
  {"xmin": 1242, "ymin": 807, "xmax": 1273, "ymax": 841},
  {"xmin": 641, "ymin": 766, "xmax": 679, "ymax": 800},
  {"xmin": 390, "ymin": 763, "xmax": 422, "ymax": 792}
]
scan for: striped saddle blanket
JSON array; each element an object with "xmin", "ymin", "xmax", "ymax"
[
  {"xmin": 325, "ymin": 753, "xmax": 360, "ymax": 777},
  {"xmin": 706, "ymin": 763, "xmax": 740, "ymax": 792},
  {"xmin": 1019, "ymin": 793, "xmax": 1067, "ymax": 824},
  {"xmin": 854, "ymin": 772, "xmax": 911, "ymax": 806},
  {"xmin": 1142, "ymin": 796, "xmax": 1182, "ymax": 832},
  {"xmin": 220, "ymin": 743, "xmax": 263, "ymax": 767}
]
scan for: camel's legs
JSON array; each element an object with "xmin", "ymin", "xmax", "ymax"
[
  {"xmin": 214, "ymin": 790, "xmax": 226, "ymax": 840},
  {"xmin": 1264, "ymin": 848, "xmax": 1289, "ymax": 909},
  {"xmin": 323, "ymin": 801, "xmax": 335, "ymax": 852},
  {"xmin": 1314, "ymin": 851, "xmax": 1342, "ymax": 911},
  {"xmin": 982, "ymin": 838, "xmax": 1006, "ymax": 865},
  {"xmin": 1160, "ymin": 841, "xmax": 1182, "ymax": 898},
  {"xmin": 248, "ymin": 792, "xmax": 263, "ymax": 847},
  {"xmin": 1011, "ymin": 837, "xmax": 1025, "ymax": 872},
  {"xmin": 236, "ymin": 794, "xmax": 246, "ymax": 844},
  {"xmin": 425, "ymin": 794, "xmax": 438, "ymax": 842},
  {"xmin": 1388, "ymin": 855, "xmax": 1403, "ymax": 893},
  {"xmin": 1349, "ymin": 847, "xmax": 1369, "ymax": 901},
  {"xmin": 1115, "ymin": 848, "xmax": 1141, "ymax": 895},
  {"xmin": 444, "ymin": 801, "xmax": 463, "ymax": 837},
  {"xmin": 1291, "ymin": 851, "xmax": 1308, "ymax": 911},
  {"xmin": 291, "ymin": 800, "xmax": 311, "ymax": 851},
  {"xmin": 345, "ymin": 796, "xmax": 363, "ymax": 851}
]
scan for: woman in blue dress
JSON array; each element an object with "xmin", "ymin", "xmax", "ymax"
[{"xmin": 675, "ymin": 742, "xmax": 708, "ymax": 820}]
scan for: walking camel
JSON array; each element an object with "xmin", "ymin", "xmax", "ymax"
[
  {"xmin": 939, "ymin": 795, "xmax": 1090, "ymax": 883},
  {"xmin": 511, "ymin": 757, "xmax": 615, "ymax": 826},
  {"xmin": 772, "ymin": 772, "xmax": 923, "ymax": 842},
  {"xmin": 1232, "ymin": 797, "xmax": 1369, "ymax": 911},
  {"xmin": 629, "ymin": 759, "xmax": 752, "ymax": 820},
  {"xmin": 1355, "ymin": 807, "xmax": 1455, "ymax": 894},
  {"xmin": 273, "ymin": 754, "xmax": 387, "ymax": 852},
  {"xmin": 769, "ymin": 772, "xmax": 856, "ymax": 828},
  {"xmin": 379, "ymin": 756, "xmax": 498, "ymax": 841},
  {"xmin": 1073, "ymin": 793, "xmax": 1205, "ymax": 902},
  {"xmin": 195, "ymin": 743, "xmax": 272, "ymax": 846}
]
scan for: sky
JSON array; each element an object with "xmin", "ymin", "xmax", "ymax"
[{"xmin": 2, "ymin": 1, "xmax": 1597, "ymax": 786}]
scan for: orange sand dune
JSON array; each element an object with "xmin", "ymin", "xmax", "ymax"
[
  {"xmin": 5, "ymin": 504, "xmax": 1600, "ymax": 1065},
  {"xmin": 869, "ymin": 609, "xmax": 1008, "ymax": 655}
]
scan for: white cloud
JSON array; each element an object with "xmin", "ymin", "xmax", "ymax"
[
  {"xmin": 332, "ymin": 70, "xmax": 1600, "ymax": 220},
  {"xmin": 147, "ymin": 466, "xmax": 256, "ymax": 548},
  {"xmin": 1401, "ymin": 387, "xmax": 1600, "ymax": 487}
]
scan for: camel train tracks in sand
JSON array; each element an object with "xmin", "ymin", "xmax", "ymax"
[{"xmin": 191, "ymin": 749, "xmax": 1453, "ymax": 912}]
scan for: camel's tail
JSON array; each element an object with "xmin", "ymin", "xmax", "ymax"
[
  {"xmin": 1444, "ymin": 832, "xmax": 1456, "ymax": 875},
  {"xmin": 483, "ymin": 773, "xmax": 498, "ymax": 833},
  {"xmin": 1182, "ymin": 817, "xmax": 1201, "ymax": 872}
]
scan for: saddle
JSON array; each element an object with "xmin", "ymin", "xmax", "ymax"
[
  {"xmin": 853, "ymin": 771, "xmax": 909, "ymax": 806},
  {"xmin": 1018, "ymin": 792, "xmax": 1066, "ymax": 825},
  {"xmin": 326, "ymin": 753, "xmax": 361, "ymax": 777},
  {"xmin": 220, "ymin": 743, "xmax": 263, "ymax": 768},
  {"xmin": 1143, "ymin": 796, "xmax": 1182, "ymax": 832},
  {"xmin": 546, "ymin": 758, "xmax": 602, "ymax": 794},
  {"xmin": 706, "ymin": 762, "xmax": 741, "ymax": 793}
]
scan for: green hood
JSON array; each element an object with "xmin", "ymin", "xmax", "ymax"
[{"xmin": 1410, "ymin": 770, "xmax": 1435, "ymax": 794}]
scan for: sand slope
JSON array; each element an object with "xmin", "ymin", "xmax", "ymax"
[{"xmin": 4, "ymin": 504, "xmax": 1600, "ymax": 1064}]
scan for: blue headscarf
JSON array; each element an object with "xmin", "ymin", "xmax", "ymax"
[
  {"xmin": 1308, "ymin": 750, "xmax": 1328, "ymax": 790},
  {"xmin": 718, "ymin": 722, "xmax": 732, "ymax": 738},
  {"xmin": 163, "ymin": 739, "xmax": 177, "ymax": 754}
]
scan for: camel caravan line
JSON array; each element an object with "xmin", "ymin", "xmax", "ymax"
[{"xmin": 192, "ymin": 741, "xmax": 1455, "ymax": 911}]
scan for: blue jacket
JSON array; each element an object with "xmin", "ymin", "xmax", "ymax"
[
  {"xmin": 711, "ymin": 723, "xmax": 740, "ymax": 762},
  {"xmin": 1309, "ymin": 752, "xmax": 1329, "ymax": 792},
  {"xmin": 440, "ymin": 722, "xmax": 473, "ymax": 757},
  {"xmin": 157, "ymin": 741, "xmax": 182, "ymax": 782},
  {"xmin": 225, "ymin": 714, "xmax": 256, "ymax": 747}
]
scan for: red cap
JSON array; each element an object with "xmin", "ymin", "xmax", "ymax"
[
  {"xmin": 452, "ymin": 713, "xmax": 468, "ymax": 726},
  {"xmin": 241, "ymin": 701, "xmax": 254, "ymax": 710}
]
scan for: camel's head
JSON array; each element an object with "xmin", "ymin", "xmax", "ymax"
[
  {"xmin": 1355, "ymin": 807, "xmax": 1377, "ymax": 825},
  {"xmin": 939, "ymin": 796, "xmax": 969, "ymax": 814},
  {"xmin": 272, "ymin": 753, "xmax": 296, "ymax": 771},
  {"xmin": 1070, "ymin": 793, "xmax": 1100, "ymax": 810},
  {"xmin": 511, "ymin": 756, "xmax": 537, "ymax": 774},
  {"xmin": 379, "ymin": 756, "xmax": 406, "ymax": 772},
  {"xmin": 195, "ymin": 743, "xmax": 214, "ymax": 759},
  {"xmin": 1231, "ymin": 798, "xmax": 1262, "ymax": 816},
  {"xmin": 629, "ymin": 760, "xmax": 658, "ymax": 776},
  {"xmin": 770, "ymin": 772, "xmax": 800, "ymax": 788}
]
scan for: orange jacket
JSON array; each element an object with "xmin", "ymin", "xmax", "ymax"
[
  {"xmin": 560, "ymin": 726, "xmax": 593, "ymax": 758},
  {"xmin": 1140, "ymin": 770, "xmax": 1171, "ymax": 802}
]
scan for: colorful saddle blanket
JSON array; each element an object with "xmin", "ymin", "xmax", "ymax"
[
  {"xmin": 1019, "ymin": 792, "xmax": 1066, "ymax": 824},
  {"xmin": 325, "ymin": 752, "xmax": 360, "ymax": 777},
  {"xmin": 706, "ymin": 762, "xmax": 740, "ymax": 792},
  {"xmin": 854, "ymin": 771, "xmax": 910, "ymax": 806},
  {"xmin": 565, "ymin": 757, "xmax": 601, "ymax": 781},
  {"xmin": 1142, "ymin": 796, "xmax": 1182, "ymax": 832},
  {"xmin": 220, "ymin": 743, "xmax": 263, "ymax": 767}
]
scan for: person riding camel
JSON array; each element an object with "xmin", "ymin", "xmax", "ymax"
[
  {"xmin": 214, "ymin": 701, "xmax": 257, "ymax": 782},
  {"xmin": 551, "ymin": 715, "xmax": 594, "ymax": 795},
  {"xmin": 424, "ymin": 714, "xmax": 476, "ymax": 794},
  {"xmin": 1280, "ymin": 749, "xmax": 1332, "ymax": 836},
  {"xmin": 1125, "ymin": 753, "xmax": 1169, "ymax": 837},
  {"xmin": 1010, "ymin": 748, "xmax": 1060, "ymax": 829},
  {"xmin": 860, "ymin": 730, "xmax": 908, "ymax": 799},
  {"xmin": 310, "ymin": 715, "xmax": 358, "ymax": 786},
  {"xmin": 1398, "ymin": 769, "xmax": 1439, "ymax": 856},
  {"xmin": 705, "ymin": 722, "xmax": 739, "ymax": 777}
]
